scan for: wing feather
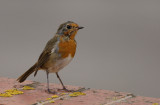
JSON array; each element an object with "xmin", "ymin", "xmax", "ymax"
[{"xmin": 34, "ymin": 35, "xmax": 58, "ymax": 76}]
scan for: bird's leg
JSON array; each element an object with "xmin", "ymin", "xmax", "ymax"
[
  {"xmin": 56, "ymin": 72, "xmax": 75, "ymax": 92},
  {"xmin": 46, "ymin": 71, "xmax": 57, "ymax": 94}
]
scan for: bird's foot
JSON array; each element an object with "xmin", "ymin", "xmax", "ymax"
[
  {"xmin": 46, "ymin": 89, "xmax": 57, "ymax": 94},
  {"xmin": 58, "ymin": 87, "xmax": 75, "ymax": 92}
]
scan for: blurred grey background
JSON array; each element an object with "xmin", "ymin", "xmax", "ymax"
[{"xmin": 0, "ymin": 0, "xmax": 160, "ymax": 98}]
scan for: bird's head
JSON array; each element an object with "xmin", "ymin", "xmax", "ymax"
[{"xmin": 57, "ymin": 21, "xmax": 84, "ymax": 39}]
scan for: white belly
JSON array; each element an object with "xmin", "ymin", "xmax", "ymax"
[{"xmin": 48, "ymin": 54, "xmax": 73, "ymax": 73}]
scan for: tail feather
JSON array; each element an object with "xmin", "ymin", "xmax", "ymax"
[{"xmin": 17, "ymin": 63, "xmax": 37, "ymax": 83}]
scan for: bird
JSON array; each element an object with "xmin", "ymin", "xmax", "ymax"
[{"xmin": 17, "ymin": 21, "xmax": 84, "ymax": 93}]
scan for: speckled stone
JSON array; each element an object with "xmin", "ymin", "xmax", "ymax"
[{"xmin": 0, "ymin": 77, "xmax": 159, "ymax": 105}]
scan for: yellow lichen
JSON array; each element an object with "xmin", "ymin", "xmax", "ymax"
[
  {"xmin": 0, "ymin": 93, "xmax": 12, "ymax": 97},
  {"xmin": 23, "ymin": 86, "xmax": 35, "ymax": 90},
  {"xmin": 69, "ymin": 92, "xmax": 86, "ymax": 97},
  {"xmin": 46, "ymin": 98, "xmax": 52, "ymax": 100},
  {"xmin": 69, "ymin": 94, "xmax": 78, "ymax": 97},
  {"xmin": 60, "ymin": 93, "xmax": 67, "ymax": 95},
  {"xmin": 49, "ymin": 100, "xmax": 55, "ymax": 103},
  {"xmin": 152, "ymin": 103, "xmax": 159, "ymax": 105},
  {"xmin": 0, "ymin": 89, "xmax": 23, "ymax": 97},
  {"xmin": 51, "ymin": 95, "xmax": 59, "ymax": 98}
]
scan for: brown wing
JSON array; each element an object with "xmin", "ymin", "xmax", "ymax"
[{"xmin": 34, "ymin": 35, "xmax": 58, "ymax": 76}]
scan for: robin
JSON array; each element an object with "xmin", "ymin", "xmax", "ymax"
[{"xmin": 17, "ymin": 21, "xmax": 84, "ymax": 93}]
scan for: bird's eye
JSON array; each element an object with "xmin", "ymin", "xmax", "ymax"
[{"xmin": 67, "ymin": 25, "xmax": 72, "ymax": 29}]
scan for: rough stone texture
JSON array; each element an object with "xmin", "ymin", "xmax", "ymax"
[{"xmin": 0, "ymin": 77, "xmax": 159, "ymax": 105}]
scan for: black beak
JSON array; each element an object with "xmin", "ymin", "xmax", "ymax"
[{"xmin": 78, "ymin": 26, "xmax": 84, "ymax": 30}]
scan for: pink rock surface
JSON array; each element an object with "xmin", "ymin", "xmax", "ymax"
[
  {"xmin": 0, "ymin": 77, "xmax": 159, "ymax": 105},
  {"xmin": 114, "ymin": 96, "xmax": 160, "ymax": 105}
]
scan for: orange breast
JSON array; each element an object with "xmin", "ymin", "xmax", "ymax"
[{"xmin": 58, "ymin": 38, "xmax": 76, "ymax": 58}]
